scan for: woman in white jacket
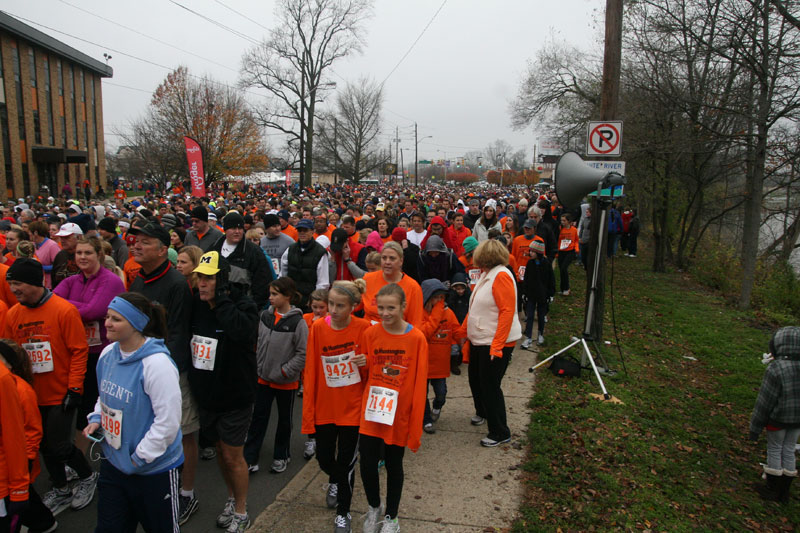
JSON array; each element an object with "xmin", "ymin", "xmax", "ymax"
[{"xmin": 471, "ymin": 204, "xmax": 503, "ymax": 242}]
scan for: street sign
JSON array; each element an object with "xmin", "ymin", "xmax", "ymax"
[
  {"xmin": 585, "ymin": 160, "xmax": 625, "ymax": 198},
  {"xmin": 418, "ymin": 160, "xmax": 432, "ymax": 164},
  {"xmin": 586, "ymin": 121, "xmax": 622, "ymax": 157}
]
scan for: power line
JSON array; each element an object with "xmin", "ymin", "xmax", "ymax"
[
  {"xmin": 57, "ymin": 0, "xmax": 238, "ymax": 73},
  {"xmin": 167, "ymin": 0, "xmax": 260, "ymax": 45},
  {"xmin": 213, "ymin": 0, "xmax": 270, "ymax": 32},
  {"xmin": 380, "ymin": 0, "xmax": 447, "ymax": 86},
  {"xmin": 104, "ymin": 81, "xmax": 152, "ymax": 94}
]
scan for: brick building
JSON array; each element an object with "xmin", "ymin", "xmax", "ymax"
[{"xmin": 0, "ymin": 12, "xmax": 113, "ymax": 202}]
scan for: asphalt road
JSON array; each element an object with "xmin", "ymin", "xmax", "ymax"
[{"xmin": 33, "ymin": 396, "xmax": 310, "ymax": 532}]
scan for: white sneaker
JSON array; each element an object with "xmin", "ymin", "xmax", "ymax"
[
  {"xmin": 304, "ymin": 438, "xmax": 316, "ymax": 460},
  {"xmin": 521, "ymin": 337, "xmax": 532, "ymax": 349},
  {"xmin": 362, "ymin": 503, "xmax": 385, "ymax": 533},
  {"xmin": 379, "ymin": 515, "xmax": 400, "ymax": 533},
  {"xmin": 470, "ymin": 415, "xmax": 485, "ymax": 426},
  {"xmin": 629, "ymin": 254, "xmax": 636, "ymax": 258},
  {"xmin": 325, "ymin": 482, "xmax": 338, "ymax": 509},
  {"xmin": 431, "ymin": 408, "xmax": 441, "ymax": 422},
  {"xmin": 65, "ymin": 465, "xmax": 79, "ymax": 482},
  {"xmin": 270, "ymin": 457, "xmax": 290, "ymax": 473},
  {"xmin": 70, "ymin": 471, "xmax": 99, "ymax": 510},
  {"xmin": 247, "ymin": 463, "xmax": 259, "ymax": 474},
  {"xmin": 537, "ymin": 334, "xmax": 545, "ymax": 346}
]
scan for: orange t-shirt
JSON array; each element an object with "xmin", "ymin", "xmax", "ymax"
[
  {"xmin": 361, "ymin": 271, "xmax": 424, "ymax": 328},
  {"xmin": 459, "ymin": 255, "xmax": 481, "ymax": 286},
  {"xmin": 0, "ymin": 264, "xmax": 13, "ymax": 309},
  {"xmin": 511, "ymin": 234, "xmax": 535, "ymax": 281},
  {"xmin": 558, "ymin": 226, "xmax": 580, "ymax": 254},
  {"xmin": 3, "ymin": 253, "xmax": 15, "ymax": 267},
  {"xmin": 359, "ymin": 324, "xmax": 428, "ymax": 452},
  {"xmin": 282, "ymin": 225, "xmax": 299, "ymax": 241},
  {"xmin": 3, "ymin": 293, "xmax": 89, "ymax": 405},
  {"xmin": 0, "ymin": 365, "xmax": 29, "ymax": 502},
  {"xmin": 420, "ymin": 303, "xmax": 463, "ymax": 379},
  {"xmin": 123, "ymin": 256, "xmax": 141, "ymax": 289},
  {"xmin": 13, "ymin": 375, "xmax": 42, "ymax": 482},
  {"xmin": 301, "ymin": 316, "xmax": 371, "ymax": 434}
]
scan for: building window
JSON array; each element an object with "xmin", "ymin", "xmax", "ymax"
[
  {"xmin": 11, "ymin": 42, "xmax": 25, "ymax": 143},
  {"xmin": 44, "ymin": 56, "xmax": 54, "ymax": 145},
  {"xmin": 80, "ymin": 71, "xmax": 87, "ymax": 149},
  {"xmin": 0, "ymin": 42, "xmax": 10, "ymax": 190},
  {"xmin": 29, "ymin": 49, "xmax": 41, "ymax": 144},
  {"xmin": 57, "ymin": 59, "xmax": 65, "ymax": 147},
  {"xmin": 69, "ymin": 64, "xmax": 77, "ymax": 148}
]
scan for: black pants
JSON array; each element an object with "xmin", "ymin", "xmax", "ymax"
[
  {"xmin": 77, "ymin": 352, "xmax": 101, "ymax": 430},
  {"xmin": 468, "ymin": 345, "xmax": 512, "ymax": 441},
  {"xmin": 315, "ymin": 424, "xmax": 359, "ymax": 516},
  {"xmin": 523, "ymin": 299, "xmax": 548, "ymax": 338},
  {"xmin": 557, "ymin": 250, "xmax": 575, "ymax": 292},
  {"xmin": 243, "ymin": 384, "xmax": 295, "ymax": 465},
  {"xmin": 39, "ymin": 405, "xmax": 92, "ymax": 488},
  {"xmin": 95, "ymin": 461, "xmax": 180, "ymax": 533},
  {"xmin": 359, "ymin": 435, "xmax": 405, "ymax": 519},
  {"xmin": 628, "ymin": 233, "xmax": 638, "ymax": 255},
  {"xmin": 20, "ymin": 485, "xmax": 55, "ymax": 531}
]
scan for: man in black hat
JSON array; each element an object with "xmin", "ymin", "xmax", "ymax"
[
  {"xmin": 96, "ymin": 217, "xmax": 128, "ymax": 268},
  {"xmin": 128, "ymin": 222, "xmax": 200, "ymax": 525},
  {"xmin": 260, "ymin": 214, "xmax": 294, "ymax": 274},
  {"xmin": 185, "ymin": 206, "xmax": 223, "ymax": 252},
  {"xmin": 280, "ymin": 218, "xmax": 329, "ymax": 305},
  {"xmin": 210, "ymin": 211, "xmax": 271, "ymax": 309}
]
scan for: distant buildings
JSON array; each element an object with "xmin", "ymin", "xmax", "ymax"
[{"xmin": 0, "ymin": 12, "xmax": 113, "ymax": 201}]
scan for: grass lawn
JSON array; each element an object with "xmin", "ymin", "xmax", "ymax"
[{"xmin": 515, "ymin": 246, "xmax": 798, "ymax": 532}]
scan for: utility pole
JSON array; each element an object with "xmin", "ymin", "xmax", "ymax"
[
  {"xmin": 298, "ymin": 56, "xmax": 305, "ymax": 189},
  {"xmin": 394, "ymin": 126, "xmax": 400, "ymax": 186},
  {"xmin": 333, "ymin": 118, "xmax": 338, "ymax": 184},
  {"xmin": 400, "ymin": 148, "xmax": 405, "ymax": 186},
  {"xmin": 585, "ymin": 0, "xmax": 623, "ymax": 344},
  {"xmin": 414, "ymin": 122, "xmax": 418, "ymax": 188}
]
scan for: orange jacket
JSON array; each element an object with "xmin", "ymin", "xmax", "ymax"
[
  {"xmin": 420, "ymin": 303, "xmax": 463, "ymax": 379},
  {"xmin": 13, "ymin": 375, "xmax": 42, "ymax": 482},
  {"xmin": 282, "ymin": 225, "xmax": 299, "ymax": 241},
  {"xmin": 301, "ymin": 316, "xmax": 371, "ymax": 434},
  {"xmin": 3, "ymin": 294, "xmax": 89, "ymax": 405},
  {"xmin": 558, "ymin": 226, "xmax": 580, "ymax": 254},
  {"xmin": 0, "ymin": 263, "xmax": 16, "ymax": 307},
  {"xmin": 361, "ymin": 271, "xmax": 424, "ymax": 328},
  {"xmin": 0, "ymin": 365, "xmax": 29, "ymax": 501},
  {"xmin": 359, "ymin": 324, "xmax": 428, "ymax": 452},
  {"xmin": 123, "ymin": 256, "xmax": 141, "ymax": 289},
  {"xmin": 511, "ymin": 234, "xmax": 535, "ymax": 281}
]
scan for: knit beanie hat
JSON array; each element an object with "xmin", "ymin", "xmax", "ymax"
[
  {"xmin": 391, "ymin": 227, "xmax": 407, "ymax": 242},
  {"xmin": 223, "ymin": 211, "xmax": 245, "ymax": 230},
  {"xmin": 462, "ymin": 236, "xmax": 478, "ymax": 254},
  {"xmin": 97, "ymin": 217, "xmax": 117, "ymax": 233},
  {"xmin": 529, "ymin": 236, "xmax": 546, "ymax": 254},
  {"xmin": 6, "ymin": 258, "xmax": 44, "ymax": 287},
  {"xmin": 190, "ymin": 206, "xmax": 208, "ymax": 222},
  {"xmin": 160, "ymin": 213, "xmax": 178, "ymax": 231}
]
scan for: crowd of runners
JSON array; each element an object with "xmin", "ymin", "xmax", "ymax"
[{"xmin": 0, "ymin": 181, "xmax": 641, "ymax": 533}]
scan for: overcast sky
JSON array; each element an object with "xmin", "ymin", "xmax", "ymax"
[{"xmin": 5, "ymin": 0, "xmax": 603, "ymax": 164}]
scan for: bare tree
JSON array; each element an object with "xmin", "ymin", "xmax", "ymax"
[
  {"xmin": 240, "ymin": 0, "xmax": 374, "ymax": 187},
  {"xmin": 314, "ymin": 78, "xmax": 389, "ymax": 183}
]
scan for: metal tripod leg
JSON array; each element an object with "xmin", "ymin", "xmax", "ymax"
[
  {"xmin": 528, "ymin": 337, "xmax": 582, "ymax": 373},
  {"xmin": 580, "ymin": 338, "xmax": 610, "ymax": 399}
]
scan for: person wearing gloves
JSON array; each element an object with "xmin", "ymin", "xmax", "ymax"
[
  {"xmin": 83, "ymin": 293, "xmax": 183, "ymax": 532},
  {"xmin": 244, "ymin": 277, "xmax": 308, "ymax": 475},
  {"xmin": 189, "ymin": 251, "xmax": 258, "ymax": 533},
  {"xmin": 749, "ymin": 326, "xmax": 800, "ymax": 503},
  {"xmin": 2, "ymin": 258, "xmax": 96, "ymax": 514}
]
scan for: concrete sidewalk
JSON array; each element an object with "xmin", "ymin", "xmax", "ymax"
[{"xmin": 251, "ymin": 345, "xmax": 539, "ymax": 532}]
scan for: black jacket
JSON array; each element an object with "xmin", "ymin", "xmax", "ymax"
[
  {"xmin": 535, "ymin": 223, "xmax": 557, "ymax": 259},
  {"xmin": 130, "ymin": 260, "xmax": 193, "ymax": 372},
  {"xmin": 211, "ymin": 236, "xmax": 271, "ymax": 309},
  {"xmin": 188, "ymin": 289, "xmax": 258, "ymax": 412},
  {"xmin": 522, "ymin": 255, "xmax": 555, "ymax": 304},
  {"xmin": 446, "ymin": 273, "xmax": 471, "ymax": 324}
]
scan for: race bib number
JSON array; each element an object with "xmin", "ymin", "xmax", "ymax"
[
  {"xmin": 85, "ymin": 321, "xmax": 101, "ymax": 346},
  {"xmin": 370, "ymin": 320, "xmax": 379, "ymax": 326},
  {"xmin": 560, "ymin": 239, "xmax": 572, "ymax": 251},
  {"xmin": 23, "ymin": 342, "xmax": 53, "ymax": 374},
  {"xmin": 364, "ymin": 386, "xmax": 399, "ymax": 425},
  {"xmin": 322, "ymin": 351, "xmax": 361, "ymax": 388},
  {"xmin": 271, "ymin": 258, "xmax": 280, "ymax": 274},
  {"xmin": 191, "ymin": 335, "xmax": 218, "ymax": 371},
  {"xmin": 468, "ymin": 268, "xmax": 481, "ymax": 283},
  {"xmin": 101, "ymin": 402, "xmax": 123, "ymax": 450},
  {"xmin": 517, "ymin": 265, "xmax": 526, "ymax": 279}
]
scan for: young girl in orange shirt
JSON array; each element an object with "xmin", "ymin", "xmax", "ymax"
[
  {"xmin": 359, "ymin": 284, "xmax": 428, "ymax": 533},
  {"xmin": 556, "ymin": 214, "xmax": 580, "ymax": 296},
  {"xmin": 301, "ymin": 289, "xmax": 329, "ymax": 460},
  {"xmin": 302, "ymin": 280, "xmax": 370, "ymax": 533}
]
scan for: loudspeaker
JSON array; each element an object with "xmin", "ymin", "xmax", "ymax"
[{"xmin": 554, "ymin": 151, "xmax": 610, "ymax": 209}]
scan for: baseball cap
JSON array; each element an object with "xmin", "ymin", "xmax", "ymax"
[
  {"xmin": 277, "ymin": 210, "xmax": 290, "ymax": 221},
  {"xmin": 129, "ymin": 222, "xmax": 170, "ymax": 247},
  {"xmin": 194, "ymin": 251, "xmax": 222, "ymax": 276},
  {"xmin": 296, "ymin": 219, "xmax": 314, "ymax": 230},
  {"xmin": 523, "ymin": 218, "xmax": 537, "ymax": 229},
  {"xmin": 330, "ymin": 228, "xmax": 348, "ymax": 252},
  {"xmin": 55, "ymin": 222, "xmax": 84, "ymax": 237}
]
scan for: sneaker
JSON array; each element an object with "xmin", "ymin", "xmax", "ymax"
[
  {"xmin": 326, "ymin": 483, "xmax": 338, "ymax": 509},
  {"xmin": 423, "ymin": 422, "xmax": 435, "ymax": 434},
  {"xmin": 450, "ymin": 364, "xmax": 461, "ymax": 375},
  {"xmin": 629, "ymin": 254, "xmax": 636, "ymax": 258},
  {"xmin": 521, "ymin": 337, "xmax": 532, "ymax": 349},
  {"xmin": 31, "ymin": 521, "xmax": 58, "ymax": 533},
  {"xmin": 200, "ymin": 446, "xmax": 217, "ymax": 460},
  {"xmin": 65, "ymin": 465, "xmax": 79, "ymax": 482},
  {"xmin": 248, "ymin": 464, "xmax": 259, "ymax": 474},
  {"xmin": 431, "ymin": 408, "xmax": 441, "ymax": 422},
  {"xmin": 270, "ymin": 457, "xmax": 290, "ymax": 473},
  {"xmin": 470, "ymin": 415, "xmax": 486, "ymax": 426},
  {"xmin": 362, "ymin": 503, "xmax": 384, "ymax": 533},
  {"xmin": 537, "ymin": 334, "xmax": 545, "ymax": 346},
  {"xmin": 562, "ymin": 289, "xmax": 570, "ymax": 296},
  {"xmin": 178, "ymin": 493, "xmax": 199, "ymax": 526},
  {"xmin": 379, "ymin": 515, "xmax": 400, "ymax": 533},
  {"xmin": 42, "ymin": 486, "xmax": 72, "ymax": 515},
  {"xmin": 216, "ymin": 497, "xmax": 236, "ymax": 528},
  {"xmin": 481, "ymin": 435, "xmax": 512, "ymax": 447},
  {"xmin": 70, "ymin": 471, "xmax": 98, "ymax": 510},
  {"xmin": 304, "ymin": 438, "xmax": 317, "ymax": 460},
  {"xmin": 225, "ymin": 511, "xmax": 251, "ymax": 533},
  {"xmin": 334, "ymin": 513, "xmax": 352, "ymax": 533}
]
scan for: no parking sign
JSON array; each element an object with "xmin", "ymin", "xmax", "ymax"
[{"xmin": 586, "ymin": 121, "xmax": 622, "ymax": 157}]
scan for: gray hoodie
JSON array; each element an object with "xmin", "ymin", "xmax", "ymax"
[{"xmin": 255, "ymin": 305, "xmax": 308, "ymax": 384}]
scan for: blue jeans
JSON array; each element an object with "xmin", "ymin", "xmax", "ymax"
[
  {"xmin": 524, "ymin": 298, "xmax": 548, "ymax": 338},
  {"xmin": 607, "ymin": 233, "xmax": 620, "ymax": 258},
  {"xmin": 767, "ymin": 427, "xmax": 800, "ymax": 474},
  {"xmin": 423, "ymin": 378, "xmax": 447, "ymax": 425}
]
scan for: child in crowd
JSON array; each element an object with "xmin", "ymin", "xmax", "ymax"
[
  {"xmin": 521, "ymin": 237, "xmax": 555, "ymax": 349},
  {"xmin": 446, "ymin": 273, "xmax": 471, "ymax": 375},
  {"xmin": 458, "ymin": 237, "xmax": 480, "ymax": 288},
  {"xmin": 301, "ymin": 289, "xmax": 329, "ymax": 459},
  {"xmin": 365, "ymin": 251, "xmax": 381, "ymax": 272},
  {"xmin": 359, "ymin": 284, "xmax": 428, "ymax": 533},
  {"xmin": 750, "ymin": 326, "xmax": 800, "ymax": 503},
  {"xmin": 419, "ymin": 280, "xmax": 463, "ymax": 434},
  {"xmin": 302, "ymin": 280, "xmax": 371, "ymax": 533},
  {"xmin": 556, "ymin": 214, "xmax": 579, "ymax": 296}
]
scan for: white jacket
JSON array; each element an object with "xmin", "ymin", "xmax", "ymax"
[{"xmin": 467, "ymin": 265, "xmax": 522, "ymax": 347}]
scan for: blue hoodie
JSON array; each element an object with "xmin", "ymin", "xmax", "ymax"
[{"xmin": 90, "ymin": 338, "xmax": 184, "ymax": 475}]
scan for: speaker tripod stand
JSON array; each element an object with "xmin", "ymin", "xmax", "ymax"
[{"xmin": 528, "ymin": 175, "xmax": 624, "ymax": 400}]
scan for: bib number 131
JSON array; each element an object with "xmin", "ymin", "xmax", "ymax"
[{"xmin": 364, "ymin": 386, "xmax": 398, "ymax": 425}]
